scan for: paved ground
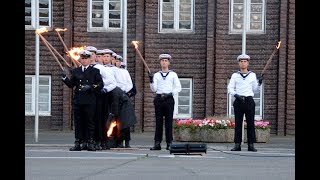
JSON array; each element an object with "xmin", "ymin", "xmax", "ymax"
[
  {"xmin": 25, "ymin": 130, "xmax": 295, "ymax": 150},
  {"xmin": 25, "ymin": 130, "xmax": 295, "ymax": 180}
]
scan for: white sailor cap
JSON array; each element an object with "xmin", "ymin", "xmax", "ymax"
[
  {"xmin": 116, "ymin": 54, "xmax": 123, "ymax": 62},
  {"xmin": 112, "ymin": 52, "xmax": 118, "ymax": 58},
  {"xmin": 237, "ymin": 54, "xmax": 250, "ymax": 61},
  {"xmin": 96, "ymin": 50, "xmax": 105, "ymax": 55},
  {"xmin": 159, "ymin": 53, "xmax": 172, "ymax": 60},
  {"xmin": 78, "ymin": 50, "xmax": 92, "ymax": 58},
  {"xmin": 103, "ymin": 49, "xmax": 114, "ymax": 55},
  {"xmin": 85, "ymin": 46, "xmax": 97, "ymax": 53}
]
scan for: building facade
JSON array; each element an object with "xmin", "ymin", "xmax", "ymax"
[{"xmin": 25, "ymin": 0, "xmax": 295, "ymax": 135}]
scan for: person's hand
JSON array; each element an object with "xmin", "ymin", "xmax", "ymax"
[
  {"xmin": 234, "ymin": 94, "xmax": 245, "ymax": 103},
  {"xmin": 61, "ymin": 69, "xmax": 67, "ymax": 79},
  {"xmin": 257, "ymin": 76, "xmax": 264, "ymax": 86},
  {"xmin": 148, "ymin": 73, "xmax": 154, "ymax": 83},
  {"xmin": 81, "ymin": 84, "xmax": 92, "ymax": 91}
]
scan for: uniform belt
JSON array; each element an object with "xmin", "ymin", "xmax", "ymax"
[
  {"xmin": 156, "ymin": 93, "xmax": 173, "ymax": 98},
  {"xmin": 239, "ymin": 96, "xmax": 253, "ymax": 100}
]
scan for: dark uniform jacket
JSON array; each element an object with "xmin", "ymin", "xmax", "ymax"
[
  {"xmin": 62, "ymin": 66, "xmax": 103, "ymax": 104},
  {"xmin": 119, "ymin": 92, "xmax": 137, "ymax": 130}
]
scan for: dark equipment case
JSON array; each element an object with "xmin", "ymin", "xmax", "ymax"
[{"xmin": 169, "ymin": 143, "xmax": 207, "ymax": 155}]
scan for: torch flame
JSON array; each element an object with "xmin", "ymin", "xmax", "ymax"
[
  {"xmin": 276, "ymin": 41, "xmax": 281, "ymax": 49},
  {"xmin": 55, "ymin": 28, "xmax": 67, "ymax": 32},
  {"xmin": 131, "ymin": 41, "xmax": 139, "ymax": 49},
  {"xmin": 107, "ymin": 121, "xmax": 117, "ymax": 137},
  {"xmin": 67, "ymin": 46, "xmax": 86, "ymax": 61},
  {"xmin": 35, "ymin": 27, "xmax": 48, "ymax": 34}
]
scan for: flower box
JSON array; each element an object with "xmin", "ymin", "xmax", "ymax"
[{"xmin": 173, "ymin": 118, "xmax": 270, "ymax": 143}]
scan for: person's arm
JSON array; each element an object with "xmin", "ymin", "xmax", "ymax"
[
  {"xmin": 252, "ymin": 73, "xmax": 261, "ymax": 93},
  {"xmin": 150, "ymin": 73, "xmax": 157, "ymax": 92},
  {"xmin": 227, "ymin": 74, "xmax": 236, "ymax": 96},
  {"xmin": 171, "ymin": 73, "xmax": 182, "ymax": 95},
  {"xmin": 104, "ymin": 68, "xmax": 117, "ymax": 92},
  {"xmin": 124, "ymin": 70, "xmax": 133, "ymax": 93}
]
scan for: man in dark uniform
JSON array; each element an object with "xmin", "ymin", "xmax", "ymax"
[
  {"xmin": 62, "ymin": 50, "xmax": 103, "ymax": 151},
  {"xmin": 149, "ymin": 54, "xmax": 181, "ymax": 150},
  {"xmin": 227, "ymin": 54, "xmax": 263, "ymax": 152}
]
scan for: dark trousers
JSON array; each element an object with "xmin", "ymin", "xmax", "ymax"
[
  {"xmin": 93, "ymin": 92, "xmax": 104, "ymax": 142},
  {"xmin": 73, "ymin": 103, "xmax": 96, "ymax": 142},
  {"xmin": 153, "ymin": 95, "xmax": 175, "ymax": 143},
  {"xmin": 108, "ymin": 87, "xmax": 122, "ymax": 116},
  {"xmin": 233, "ymin": 96, "xmax": 256, "ymax": 143}
]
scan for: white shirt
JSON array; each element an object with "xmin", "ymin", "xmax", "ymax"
[
  {"xmin": 150, "ymin": 70, "xmax": 181, "ymax": 95},
  {"xmin": 227, "ymin": 71, "xmax": 260, "ymax": 97},
  {"xmin": 82, "ymin": 65, "xmax": 89, "ymax": 72},
  {"xmin": 93, "ymin": 63, "xmax": 117, "ymax": 92},
  {"xmin": 115, "ymin": 68, "xmax": 133, "ymax": 93}
]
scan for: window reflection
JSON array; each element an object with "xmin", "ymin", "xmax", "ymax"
[{"xmin": 162, "ymin": 21, "xmax": 174, "ymax": 29}]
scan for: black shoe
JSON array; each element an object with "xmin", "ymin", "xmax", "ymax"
[
  {"xmin": 95, "ymin": 142, "xmax": 102, "ymax": 150},
  {"xmin": 87, "ymin": 139, "xmax": 96, "ymax": 151},
  {"xmin": 116, "ymin": 143, "xmax": 124, "ymax": 148},
  {"xmin": 80, "ymin": 142, "xmax": 88, "ymax": 150},
  {"xmin": 150, "ymin": 141, "xmax": 161, "ymax": 150},
  {"xmin": 231, "ymin": 143, "xmax": 241, "ymax": 151},
  {"xmin": 248, "ymin": 143, "xmax": 257, "ymax": 152},
  {"xmin": 166, "ymin": 142, "xmax": 172, "ymax": 150},
  {"xmin": 125, "ymin": 141, "xmax": 131, "ymax": 148},
  {"xmin": 69, "ymin": 140, "xmax": 81, "ymax": 151}
]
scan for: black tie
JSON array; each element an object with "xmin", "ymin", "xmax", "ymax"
[{"xmin": 83, "ymin": 67, "xmax": 86, "ymax": 72}]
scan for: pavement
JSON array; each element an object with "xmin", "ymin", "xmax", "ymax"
[{"xmin": 25, "ymin": 130, "xmax": 295, "ymax": 151}]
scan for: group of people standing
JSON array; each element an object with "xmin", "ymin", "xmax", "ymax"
[
  {"xmin": 62, "ymin": 48, "xmax": 263, "ymax": 152},
  {"xmin": 62, "ymin": 46, "xmax": 136, "ymax": 151}
]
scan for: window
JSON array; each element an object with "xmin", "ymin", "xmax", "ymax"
[
  {"xmin": 173, "ymin": 78, "xmax": 193, "ymax": 118},
  {"xmin": 227, "ymin": 80, "xmax": 264, "ymax": 119},
  {"xmin": 159, "ymin": 0, "xmax": 194, "ymax": 33},
  {"xmin": 88, "ymin": 0, "xmax": 123, "ymax": 32},
  {"xmin": 229, "ymin": 0, "xmax": 265, "ymax": 34},
  {"xmin": 25, "ymin": 0, "xmax": 52, "ymax": 29},
  {"xmin": 25, "ymin": 75, "xmax": 51, "ymax": 116}
]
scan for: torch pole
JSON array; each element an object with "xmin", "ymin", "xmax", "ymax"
[
  {"xmin": 41, "ymin": 37, "xmax": 72, "ymax": 68},
  {"xmin": 261, "ymin": 41, "xmax": 281, "ymax": 77},
  {"xmin": 37, "ymin": 33, "xmax": 65, "ymax": 70},
  {"xmin": 55, "ymin": 30, "xmax": 79, "ymax": 67},
  {"xmin": 134, "ymin": 46, "xmax": 150, "ymax": 74}
]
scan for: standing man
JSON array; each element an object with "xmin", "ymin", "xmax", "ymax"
[
  {"xmin": 149, "ymin": 54, "xmax": 181, "ymax": 150},
  {"xmin": 62, "ymin": 50, "xmax": 103, "ymax": 151},
  {"xmin": 227, "ymin": 54, "xmax": 263, "ymax": 152},
  {"xmin": 114, "ymin": 54, "xmax": 134, "ymax": 148}
]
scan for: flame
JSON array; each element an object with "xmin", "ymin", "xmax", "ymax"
[
  {"xmin": 55, "ymin": 28, "xmax": 67, "ymax": 32},
  {"xmin": 107, "ymin": 121, "xmax": 117, "ymax": 137},
  {"xmin": 276, "ymin": 41, "xmax": 281, "ymax": 49},
  {"xmin": 131, "ymin": 41, "xmax": 139, "ymax": 49},
  {"xmin": 67, "ymin": 46, "xmax": 86, "ymax": 61},
  {"xmin": 35, "ymin": 27, "xmax": 48, "ymax": 34}
]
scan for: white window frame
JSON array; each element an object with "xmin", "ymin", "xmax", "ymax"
[
  {"xmin": 25, "ymin": 75, "xmax": 52, "ymax": 116},
  {"xmin": 159, "ymin": 0, "xmax": 194, "ymax": 33},
  {"xmin": 227, "ymin": 81, "xmax": 264, "ymax": 120},
  {"xmin": 229, "ymin": 0, "xmax": 266, "ymax": 34},
  {"xmin": 88, "ymin": 0, "xmax": 123, "ymax": 32},
  {"xmin": 173, "ymin": 78, "xmax": 193, "ymax": 119},
  {"xmin": 25, "ymin": 0, "xmax": 52, "ymax": 30}
]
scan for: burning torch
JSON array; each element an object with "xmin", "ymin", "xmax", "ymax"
[
  {"xmin": 131, "ymin": 40, "xmax": 151, "ymax": 74},
  {"xmin": 260, "ymin": 41, "xmax": 281, "ymax": 77},
  {"xmin": 55, "ymin": 28, "xmax": 81, "ymax": 67},
  {"xmin": 35, "ymin": 27, "xmax": 68, "ymax": 70}
]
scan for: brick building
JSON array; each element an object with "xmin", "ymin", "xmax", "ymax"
[{"xmin": 25, "ymin": 0, "xmax": 295, "ymax": 135}]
